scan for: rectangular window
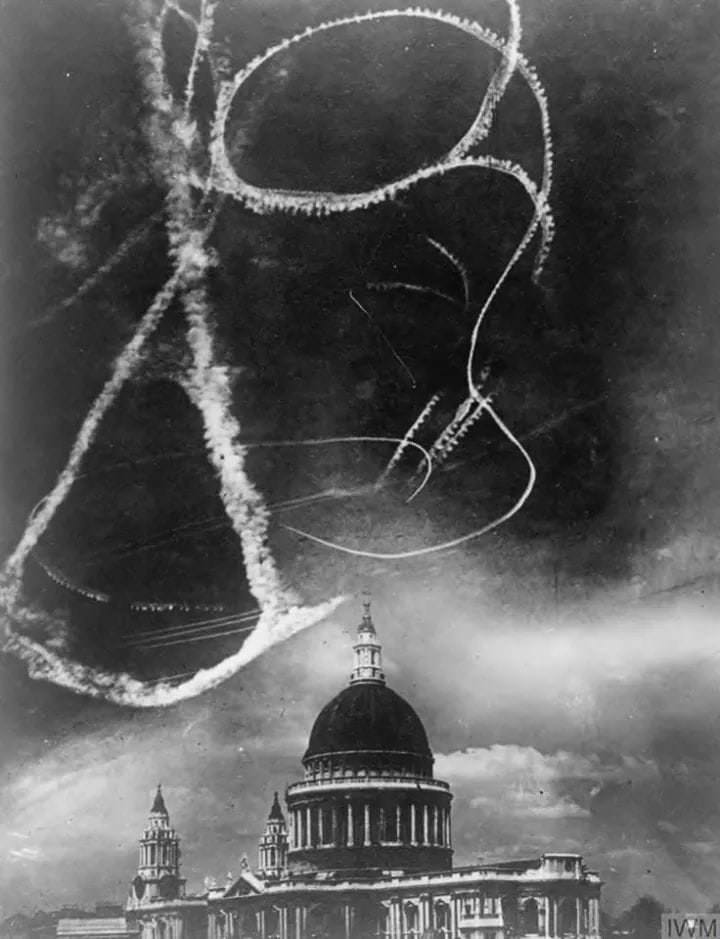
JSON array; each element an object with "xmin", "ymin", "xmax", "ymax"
[
  {"xmin": 310, "ymin": 807, "xmax": 319, "ymax": 845},
  {"xmin": 352, "ymin": 804, "xmax": 364, "ymax": 846}
]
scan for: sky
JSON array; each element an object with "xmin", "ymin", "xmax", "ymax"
[{"xmin": 2, "ymin": 0, "xmax": 720, "ymax": 922}]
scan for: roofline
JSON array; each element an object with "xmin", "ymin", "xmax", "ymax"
[{"xmin": 303, "ymin": 748, "xmax": 433, "ymax": 763}]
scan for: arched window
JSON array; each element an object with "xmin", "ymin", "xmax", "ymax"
[
  {"xmin": 404, "ymin": 903, "xmax": 419, "ymax": 938},
  {"xmin": 435, "ymin": 901, "xmax": 450, "ymax": 936}
]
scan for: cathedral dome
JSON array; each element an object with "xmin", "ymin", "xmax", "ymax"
[
  {"xmin": 303, "ymin": 682, "xmax": 433, "ymax": 770},
  {"xmin": 287, "ymin": 600, "xmax": 452, "ymax": 875}
]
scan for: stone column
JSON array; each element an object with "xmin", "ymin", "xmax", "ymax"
[
  {"xmin": 433, "ymin": 805, "xmax": 439, "ymax": 845},
  {"xmin": 347, "ymin": 802, "xmax": 354, "ymax": 846},
  {"xmin": 423, "ymin": 805, "xmax": 430, "ymax": 845},
  {"xmin": 396, "ymin": 804, "xmax": 402, "ymax": 843},
  {"xmin": 420, "ymin": 896, "xmax": 432, "ymax": 933},
  {"xmin": 364, "ymin": 803, "xmax": 371, "ymax": 846},
  {"xmin": 390, "ymin": 900, "xmax": 400, "ymax": 939},
  {"xmin": 576, "ymin": 899, "xmax": 582, "ymax": 937},
  {"xmin": 332, "ymin": 805, "xmax": 338, "ymax": 846},
  {"xmin": 344, "ymin": 904, "xmax": 352, "ymax": 939},
  {"xmin": 410, "ymin": 804, "xmax": 417, "ymax": 845},
  {"xmin": 318, "ymin": 807, "xmax": 325, "ymax": 845},
  {"xmin": 305, "ymin": 806, "xmax": 312, "ymax": 847}
]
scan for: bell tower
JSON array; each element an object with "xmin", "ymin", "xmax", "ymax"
[
  {"xmin": 258, "ymin": 792, "xmax": 288, "ymax": 879},
  {"xmin": 129, "ymin": 785, "xmax": 185, "ymax": 907}
]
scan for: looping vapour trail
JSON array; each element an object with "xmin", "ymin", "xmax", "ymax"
[
  {"xmin": 28, "ymin": 432, "xmax": 433, "ymax": 616},
  {"xmin": 2, "ymin": 0, "xmax": 555, "ymax": 704},
  {"xmin": 283, "ymin": 400, "xmax": 536, "ymax": 560}
]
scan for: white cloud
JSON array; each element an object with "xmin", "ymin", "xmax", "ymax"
[
  {"xmin": 436, "ymin": 744, "xmax": 658, "ymax": 787},
  {"xmin": 436, "ymin": 745, "xmax": 659, "ymax": 823},
  {"xmin": 436, "ymin": 744, "xmax": 597, "ymax": 783},
  {"xmin": 8, "ymin": 847, "xmax": 42, "ymax": 862}
]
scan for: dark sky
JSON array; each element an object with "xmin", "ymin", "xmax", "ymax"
[{"xmin": 1, "ymin": 0, "xmax": 720, "ymax": 920}]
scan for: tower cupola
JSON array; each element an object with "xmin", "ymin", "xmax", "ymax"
[
  {"xmin": 350, "ymin": 596, "xmax": 385, "ymax": 685},
  {"xmin": 258, "ymin": 792, "xmax": 288, "ymax": 879},
  {"xmin": 129, "ymin": 785, "xmax": 185, "ymax": 907}
]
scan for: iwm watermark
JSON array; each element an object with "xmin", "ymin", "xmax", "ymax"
[{"xmin": 662, "ymin": 916, "xmax": 720, "ymax": 938}]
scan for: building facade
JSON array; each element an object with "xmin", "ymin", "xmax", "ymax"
[{"xmin": 127, "ymin": 604, "xmax": 602, "ymax": 939}]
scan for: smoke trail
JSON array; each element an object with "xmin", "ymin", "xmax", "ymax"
[
  {"xmin": 2, "ymin": 0, "xmax": 556, "ymax": 705},
  {"xmin": 1, "ymin": 269, "xmax": 181, "ymax": 609},
  {"xmin": 25, "ymin": 212, "xmax": 163, "ymax": 334},
  {"xmin": 349, "ymin": 290, "xmax": 417, "ymax": 387},
  {"xmin": 378, "ymin": 395, "xmax": 440, "ymax": 487},
  {"xmin": 365, "ymin": 282, "xmax": 462, "ymax": 308},
  {"xmin": 3, "ymin": 595, "xmax": 343, "ymax": 708},
  {"xmin": 131, "ymin": 621, "xmax": 258, "ymax": 650},
  {"xmin": 125, "ymin": 608, "xmax": 259, "ymax": 642},
  {"xmin": 426, "ymin": 237, "xmax": 471, "ymax": 311},
  {"xmin": 283, "ymin": 400, "xmax": 536, "ymax": 560}
]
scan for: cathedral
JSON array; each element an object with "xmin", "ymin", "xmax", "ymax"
[{"xmin": 126, "ymin": 604, "xmax": 602, "ymax": 939}]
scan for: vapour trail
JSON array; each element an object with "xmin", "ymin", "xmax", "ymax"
[
  {"xmin": 209, "ymin": 0, "xmax": 553, "ymax": 504},
  {"xmin": 1, "ymin": 0, "xmax": 342, "ymax": 705},
  {"xmin": 377, "ymin": 395, "xmax": 441, "ymax": 488},
  {"xmin": 209, "ymin": 6, "xmax": 528, "ymax": 217},
  {"xmin": 426, "ymin": 236, "xmax": 471, "ymax": 311},
  {"xmin": 131, "ymin": 621, "xmax": 258, "ymax": 650},
  {"xmin": 125, "ymin": 608, "xmax": 259, "ymax": 641},
  {"xmin": 1, "ymin": 268, "xmax": 182, "ymax": 609},
  {"xmin": 349, "ymin": 290, "xmax": 417, "ymax": 387},
  {"xmin": 33, "ymin": 554, "xmax": 111, "ymax": 604},
  {"xmin": 3, "ymin": 0, "xmax": 554, "ymax": 701},
  {"xmin": 32, "ymin": 429, "xmax": 433, "ymax": 613},
  {"xmin": 246, "ymin": 434, "xmax": 435, "ymax": 504},
  {"xmin": 2, "ymin": 593, "xmax": 342, "ymax": 707},
  {"xmin": 283, "ymin": 399, "xmax": 536, "ymax": 560},
  {"xmin": 24, "ymin": 212, "xmax": 163, "ymax": 334},
  {"xmin": 365, "ymin": 281, "xmax": 461, "ymax": 308}
]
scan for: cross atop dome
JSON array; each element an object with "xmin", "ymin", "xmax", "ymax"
[
  {"xmin": 360, "ymin": 590, "xmax": 376, "ymax": 633},
  {"xmin": 350, "ymin": 593, "xmax": 385, "ymax": 685}
]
